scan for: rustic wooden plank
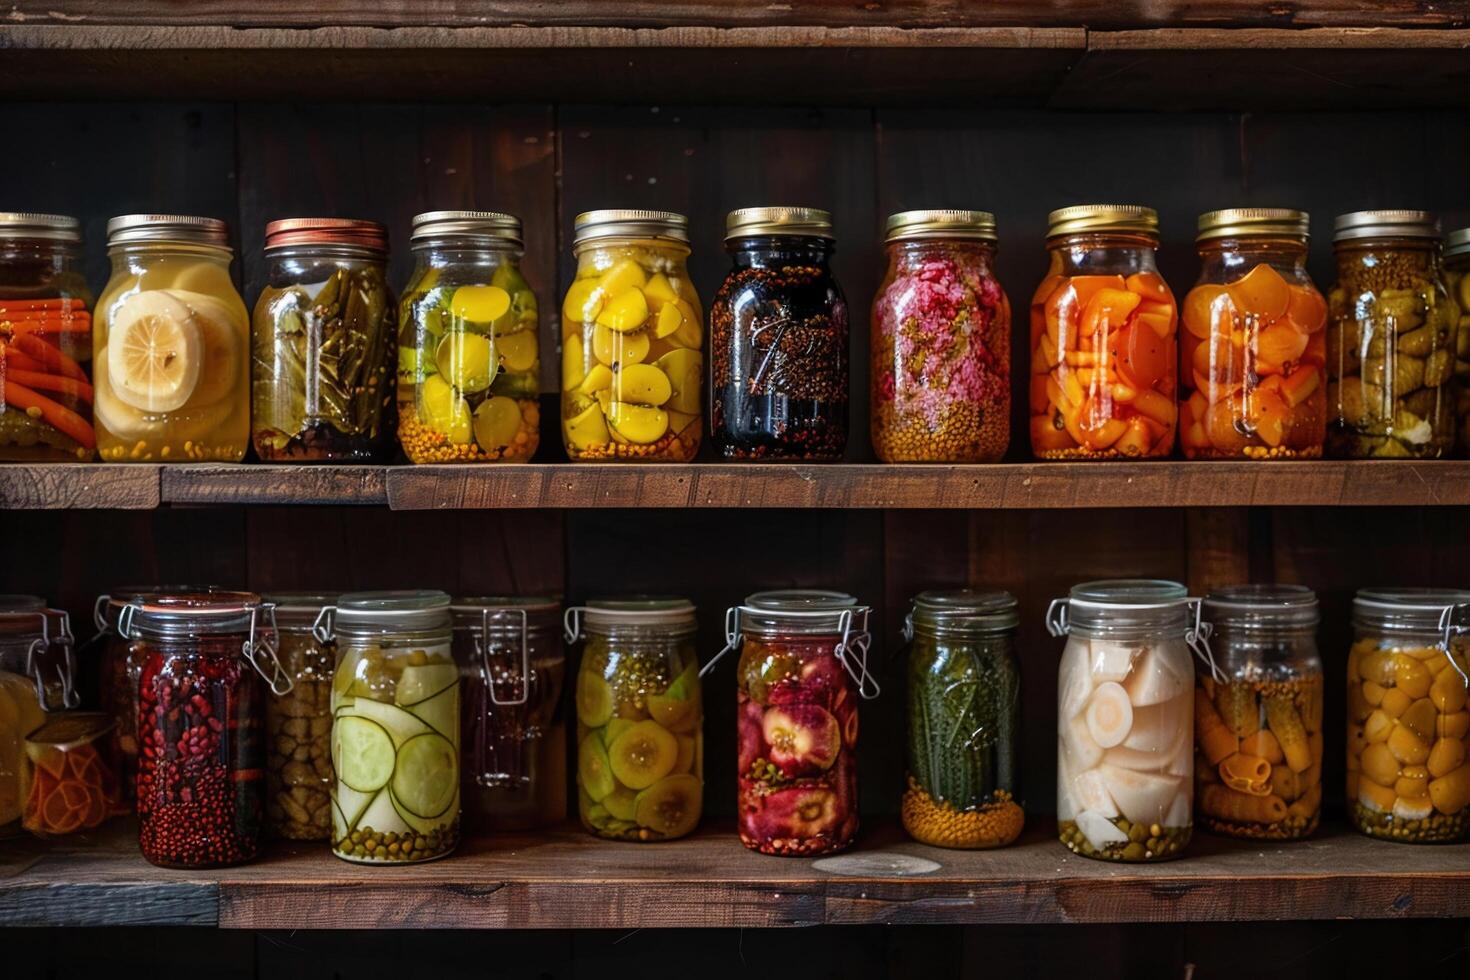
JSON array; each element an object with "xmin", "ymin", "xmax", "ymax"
[
  {"xmin": 162, "ymin": 465, "xmax": 388, "ymax": 505},
  {"xmin": 0, "ymin": 465, "xmax": 160, "ymax": 509}
]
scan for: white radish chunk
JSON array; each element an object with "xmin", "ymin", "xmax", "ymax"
[
  {"xmin": 1056, "ymin": 747, "xmax": 1077, "ymax": 822},
  {"xmin": 1103, "ymin": 744, "xmax": 1169, "ymax": 771},
  {"xmin": 1089, "ymin": 641, "xmax": 1138, "ymax": 683},
  {"xmin": 1121, "ymin": 697, "xmax": 1187, "ymax": 754},
  {"xmin": 1071, "ymin": 767, "xmax": 1119, "ymax": 818},
  {"xmin": 1076, "ymin": 808, "xmax": 1129, "ymax": 849},
  {"xmin": 1164, "ymin": 791, "xmax": 1190, "ymax": 828},
  {"xmin": 1122, "ymin": 646, "xmax": 1190, "ymax": 706},
  {"xmin": 1062, "ymin": 715, "xmax": 1104, "ymax": 771},
  {"xmin": 1059, "ymin": 639, "xmax": 1094, "ymax": 720},
  {"xmin": 1163, "ymin": 725, "xmax": 1194, "ymax": 778},
  {"xmin": 1098, "ymin": 764, "xmax": 1182, "ymax": 824},
  {"xmin": 1085, "ymin": 682, "xmax": 1134, "ymax": 749}
]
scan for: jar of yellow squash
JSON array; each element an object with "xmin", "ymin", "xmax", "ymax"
[
  {"xmin": 94, "ymin": 215, "xmax": 250, "ymax": 462},
  {"xmin": 560, "ymin": 210, "xmax": 702, "ymax": 460}
]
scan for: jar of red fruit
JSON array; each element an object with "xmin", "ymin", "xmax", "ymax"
[
  {"xmin": 872, "ymin": 210, "xmax": 1010, "ymax": 462},
  {"xmin": 122, "ymin": 591, "xmax": 288, "ymax": 868},
  {"xmin": 723, "ymin": 589, "xmax": 873, "ymax": 856}
]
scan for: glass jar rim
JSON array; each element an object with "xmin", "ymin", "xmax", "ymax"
[
  {"xmin": 1053, "ymin": 579, "xmax": 1189, "ymax": 637},
  {"xmin": 336, "ymin": 590, "xmax": 452, "ymax": 632},
  {"xmin": 583, "ymin": 597, "xmax": 695, "ymax": 630},
  {"xmin": 738, "ymin": 589, "xmax": 869, "ymax": 635},
  {"xmin": 98, "ymin": 585, "xmax": 224, "ymax": 631},
  {"xmin": 1353, "ymin": 587, "xmax": 1470, "ymax": 631},
  {"xmin": 263, "ymin": 592, "xmax": 341, "ymax": 629},
  {"xmin": 123, "ymin": 590, "xmax": 264, "ymax": 638},
  {"xmin": 911, "ymin": 588, "xmax": 1018, "ymax": 632},
  {"xmin": 1204, "ymin": 584, "xmax": 1319, "ymax": 630},
  {"xmin": 452, "ymin": 596, "xmax": 561, "ymax": 633},
  {"xmin": 0, "ymin": 607, "xmax": 69, "ymax": 641}
]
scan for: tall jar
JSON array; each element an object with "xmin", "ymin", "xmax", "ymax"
[
  {"xmin": 0, "ymin": 603, "xmax": 78, "ymax": 837},
  {"xmin": 1346, "ymin": 588, "xmax": 1470, "ymax": 843},
  {"xmin": 322, "ymin": 591, "xmax": 460, "ymax": 863},
  {"xmin": 560, "ymin": 210, "xmax": 701, "ymax": 461},
  {"xmin": 252, "ymin": 219, "xmax": 395, "ymax": 461},
  {"xmin": 567, "ymin": 598, "xmax": 702, "ymax": 841},
  {"xmin": 1180, "ymin": 209, "xmax": 1328, "ymax": 460},
  {"xmin": 1029, "ymin": 206, "xmax": 1178, "ymax": 459},
  {"xmin": 398, "ymin": 211, "xmax": 541, "ymax": 463},
  {"xmin": 901, "ymin": 589, "xmax": 1023, "ymax": 849},
  {"xmin": 94, "ymin": 215, "xmax": 250, "ymax": 462},
  {"xmin": 872, "ymin": 211, "xmax": 1010, "ymax": 462},
  {"xmin": 711, "ymin": 208, "xmax": 848, "ymax": 461},
  {"xmin": 1327, "ymin": 211, "xmax": 1457, "ymax": 459},
  {"xmin": 262, "ymin": 593, "xmax": 336, "ymax": 840},
  {"xmin": 124, "ymin": 591, "xmax": 282, "ymax": 868},
  {"xmin": 1440, "ymin": 228, "xmax": 1470, "ymax": 453},
  {"xmin": 729, "ymin": 590, "xmax": 871, "ymax": 856},
  {"xmin": 1195, "ymin": 585, "xmax": 1323, "ymax": 840},
  {"xmin": 451, "ymin": 596, "xmax": 566, "ymax": 832},
  {"xmin": 1049, "ymin": 580, "xmax": 1195, "ymax": 862},
  {"xmin": 0, "ymin": 212, "xmax": 96, "ymax": 460}
]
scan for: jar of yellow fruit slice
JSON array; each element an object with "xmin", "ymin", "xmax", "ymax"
[{"xmin": 560, "ymin": 210, "xmax": 702, "ymax": 461}]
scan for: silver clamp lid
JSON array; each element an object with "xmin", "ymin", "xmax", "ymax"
[
  {"xmin": 122, "ymin": 596, "xmax": 291, "ymax": 696},
  {"xmin": 703, "ymin": 602, "xmax": 879, "ymax": 700}
]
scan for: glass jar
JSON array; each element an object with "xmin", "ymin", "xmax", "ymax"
[
  {"xmin": 0, "ymin": 600, "xmax": 71, "ymax": 837},
  {"xmin": 262, "ymin": 593, "xmax": 337, "ymax": 840},
  {"xmin": 711, "ymin": 208, "xmax": 848, "ymax": 461},
  {"xmin": 322, "ymin": 590, "xmax": 459, "ymax": 863},
  {"xmin": 1440, "ymin": 228, "xmax": 1470, "ymax": 453},
  {"xmin": 251, "ymin": 219, "xmax": 395, "ymax": 462},
  {"xmin": 1346, "ymin": 588, "xmax": 1470, "ymax": 843},
  {"xmin": 398, "ymin": 211, "xmax": 540, "ymax": 463},
  {"xmin": 566, "ymin": 598, "xmax": 702, "ymax": 841},
  {"xmin": 728, "ymin": 590, "xmax": 871, "ymax": 856},
  {"xmin": 124, "ymin": 591, "xmax": 283, "ymax": 868},
  {"xmin": 1049, "ymin": 580, "xmax": 1195, "ymax": 861},
  {"xmin": 902, "ymin": 589, "xmax": 1022, "ymax": 849},
  {"xmin": 1180, "ymin": 210, "xmax": 1328, "ymax": 460},
  {"xmin": 20, "ymin": 712, "xmax": 119, "ymax": 838},
  {"xmin": 452, "ymin": 596, "xmax": 565, "ymax": 832},
  {"xmin": 0, "ymin": 213, "xmax": 96, "ymax": 461},
  {"xmin": 94, "ymin": 215, "xmax": 250, "ymax": 462},
  {"xmin": 1327, "ymin": 211, "xmax": 1457, "ymax": 459},
  {"xmin": 1029, "ymin": 206, "xmax": 1178, "ymax": 459},
  {"xmin": 1195, "ymin": 585, "xmax": 1323, "ymax": 840},
  {"xmin": 560, "ymin": 210, "xmax": 701, "ymax": 461}
]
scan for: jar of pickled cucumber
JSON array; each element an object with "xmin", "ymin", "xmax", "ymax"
[
  {"xmin": 252, "ymin": 219, "xmax": 395, "ymax": 462},
  {"xmin": 1327, "ymin": 211, "xmax": 1457, "ymax": 459},
  {"xmin": 1195, "ymin": 585, "xmax": 1322, "ymax": 840},
  {"xmin": 398, "ymin": 211, "xmax": 541, "ymax": 463},
  {"xmin": 566, "ymin": 598, "xmax": 702, "ymax": 841},
  {"xmin": 262, "ymin": 593, "xmax": 337, "ymax": 840},
  {"xmin": 560, "ymin": 210, "xmax": 702, "ymax": 460},
  {"xmin": 902, "ymin": 589, "xmax": 1022, "ymax": 849},
  {"xmin": 451, "ymin": 596, "xmax": 565, "ymax": 832},
  {"xmin": 1180, "ymin": 209, "xmax": 1328, "ymax": 460},
  {"xmin": 1441, "ymin": 228, "xmax": 1470, "ymax": 454},
  {"xmin": 94, "ymin": 215, "xmax": 250, "ymax": 462},
  {"xmin": 1347, "ymin": 588, "xmax": 1470, "ymax": 843},
  {"xmin": 319, "ymin": 591, "xmax": 460, "ymax": 863},
  {"xmin": 1029, "ymin": 206, "xmax": 1178, "ymax": 459},
  {"xmin": 712, "ymin": 208, "xmax": 849, "ymax": 461},
  {"xmin": 1049, "ymin": 580, "xmax": 1197, "ymax": 861},
  {"xmin": 0, "ymin": 212, "xmax": 96, "ymax": 460}
]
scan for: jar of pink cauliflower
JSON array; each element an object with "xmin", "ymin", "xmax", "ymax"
[{"xmin": 871, "ymin": 210, "xmax": 1010, "ymax": 462}]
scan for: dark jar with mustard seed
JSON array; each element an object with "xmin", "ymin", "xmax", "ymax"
[{"xmin": 710, "ymin": 207, "xmax": 849, "ymax": 461}]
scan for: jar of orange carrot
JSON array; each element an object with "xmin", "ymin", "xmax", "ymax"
[{"xmin": 1028, "ymin": 205, "xmax": 1178, "ymax": 460}]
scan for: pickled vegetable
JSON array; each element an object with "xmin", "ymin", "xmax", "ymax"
[
  {"xmin": 1442, "ymin": 240, "xmax": 1470, "ymax": 453},
  {"xmin": 19, "ymin": 713, "xmax": 121, "ymax": 838},
  {"xmin": 264, "ymin": 622, "xmax": 334, "ymax": 840}
]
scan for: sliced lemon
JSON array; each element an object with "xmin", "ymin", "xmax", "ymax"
[
  {"xmin": 107, "ymin": 290, "xmax": 202, "ymax": 412},
  {"xmin": 172, "ymin": 290, "xmax": 241, "ymax": 406}
]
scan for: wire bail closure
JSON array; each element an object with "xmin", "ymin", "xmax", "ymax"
[
  {"xmin": 122, "ymin": 599, "xmax": 292, "ymax": 696},
  {"xmin": 1437, "ymin": 602, "xmax": 1470, "ymax": 688},
  {"xmin": 479, "ymin": 606, "xmax": 530, "ymax": 708},
  {"xmin": 311, "ymin": 605, "xmax": 337, "ymax": 646},
  {"xmin": 1185, "ymin": 598, "xmax": 1221, "ymax": 684},
  {"xmin": 1045, "ymin": 598, "xmax": 1070, "ymax": 638},
  {"xmin": 20, "ymin": 609, "xmax": 79, "ymax": 710},
  {"xmin": 702, "ymin": 604, "xmax": 880, "ymax": 700}
]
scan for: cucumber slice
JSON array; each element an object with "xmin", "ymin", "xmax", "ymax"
[
  {"xmin": 396, "ymin": 663, "xmax": 460, "ymax": 707},
  {"xmin": 390, "ymin": 786, "xmax": 458, "ymax": 835},
  {"xmin": 391, "ymin": 731, "xmax": 459, "ymax": 818},
  {"xmin": 335, "ymin": 716, "xmax": 396, "ymax": 793},
  {"xmin": 331, "ymin": 797, "xmax": 348, "ymax": 844},
  {"xmin": 346, "ymin": 696, "xmax": 431, "ymax": 747},
  {"xmin": 407, "ymin": 685, "xmax": 459, "ymax": 744},
  {"xmin": 334, "ymin": 782, "xmax": 377, "ymax": 833},
  {"xmin": 356, "ymin": 787, "xmax": 404, "ymax": 836}
]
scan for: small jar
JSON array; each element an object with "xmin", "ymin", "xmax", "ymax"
[
  {"xmin": 1049, "ymin": 580, "xmax": 1195, "ymax": 862},
  {"xmin": 94, "ymin": 215, "xmax": 250, "ymax": 462},
  {"xmin": 398, "ymin": 211, "xmax": 541, "ymax": 463},
  {"xmin": 872, "ymin": 211, "xmax": 1010, "ymax": 462},
  {"xmin": 19, "ymin": 712, "xmax": 119, "ymax": 838},
  {"xmin": 252, "ymin": 219, "xmax": 395, "ymax": 462},
  {"xmin": 729, "ymin": 590, "xmax": 871, "ymax": 856},
  {"xmin": 1029, "ymin": 206, "xmax": 1178, "ymax": 459},
  {"xmin": 1327, "ymin": 211, "xmax": 1457, "ymax": 459},
  {"xmin": 1180, "ymin": 210, "xmax": 1328, "ymax": 460},
  {"xmin": 566, "ymin": 598, "xmax": 702, "ymax": 841},
  {"xmin": 125, "ymin": 591, "xmax": 282, "ymax": 868},
  {"xmin": 560, "ymin": 210, "xmax": 702, "ymax": 461},
  {"xmin": 0, "ymin": 213, "xmax": 96, "ymax": 460},
  {"xmin": 321, "ymin": 591, "xmax": 459, "ymax": 863},
  {"xmin": 0, "ymin": 601, "xmax": 78, "ymax": 837},
  {"xmin": 1195, "ymin": 585, "xmax": 1323, "ymax": 840},
  {"xmin": 1440, "ymin": 228, "xmax": 1470, "ymax": 453},
  {"xmin": 262, "ymin": 593, "xmax": 337, "ymax": 840},
  {"xmin": 711, "ymin": 208, "xmax": 848, "ymax": 461},
  {"xmin": 451, "ymin": 596, "xmax": 566, "ymax": 832},
  {"xmin": 1346, "ymin": 588, "xmax": 1470, "ymax": 843},
  {"xmin": 901, "ymin": 590, "xmax": 1022, "ymax": 849}
]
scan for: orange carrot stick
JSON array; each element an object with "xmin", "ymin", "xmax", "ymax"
[
  {"xmin": 0, "ymin": 311, "xmax": 92, "ymax": 324},
  {"xmin": 10, "ymin": 333, "xmax": 85, "ymax": 382},
  {"xmin": 3, "ymin": 380, "xmax": 96, "ymax": 449},
  {"xmin": 5, "ymin": 369, "xmax": 92, "ymax": 404},
  {"xmin": 0, "ymin": 298, "xmax": 84, "ymax": 313},
  {"xmin": 0, "ymin": 347, "xmax": 47, "ymax": 373},
  {"xmin": 1, "ymin": 318, "xmax": 94, "ymax": 336}
]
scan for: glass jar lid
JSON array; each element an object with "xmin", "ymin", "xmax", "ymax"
[
  {"xmin": 1353, "ymin": 587, "xmax": 1470, "ymax": 633},
  {"xmin": 1333, "ymin": 210, "xmax": 1438, "ymax": 243},
  {"xmin": 1444, "ymin": 227, "xmax": 1470, "ymax": 259},
  {"xmin": 1050, "ymin": 579, "xmax": 1189, "ymax": 637},
  {"xmin": 739, "ymin": 589, "xmax": 868, "ymax": 635},
  {"xmin": 263, "ymin": 591, "xmax": 342, "ymax": 630},
  {"xmin": 107, "ymin": 214, "xmax": 230, "ymax": 247},
  {"xmin": 910, "ymin": 588, "xmax": 1018, "ymax": 634},
  {"xmin": 95, "ymin": 585, "xmax": 223, "ymax": 632},
  {"xmin": 0, "ymin": 212, "xmax": 80, "ymax": 243},
  {"xmin": 335, "ymin": 590, "xmax": 452, "ymax": 632},
  {"xmin": 264, "ymin": 217, "xmax": 387, "ymax": 254},
  {"xmin": 0, "ymin": 606, "xmax": 69, "ymax": 641},
  {"xmin": 1204, "ymin": 584, "xmax": 1318, "ymax": 631},
  {"xmin": 1047, "ymin": 204, "xmax": 1158, "ymax": 239},
  {"xmin": 573, "ymin": 209, "xmax": 688, "ymax": 247},
  {"xmin": 121, "ymin": 590, "xmax": 265, "ymax": 638},
  {"xmin": 725, "ymin": 206, "xmax": 833, "ymax": 241},
  {"xmin": 582, "ymin": 597, "xmax": 695, "ymax": 628},
  {"xmin": 1196, "ymin": 208, "xmax": 1309, "ymax": 242},
  {"xmin": 884, "ymin": 209, "xmax": 996, "ymax": 243},
  {"xmin": 452, "ymin": 595, "xmax": 560, "ymax": 633},
  {"xmin": 411, "ymin": 210, "xmax": 522, "ymax": 247}
]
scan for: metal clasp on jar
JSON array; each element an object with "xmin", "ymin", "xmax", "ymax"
[
  {"xmin": 1185, "ymin": 598, "xmax": 1222, "ymax": 683},
  {"xmin": 1437, "ymin": 602, "xmax": 1470, "ymax": 688},
  {"xmin": 21, "ymin": 608, "xmax": 79, "ymax": 710},
  {"xmin": 702, "ymin": 603, "xmax": 880, "ymax": 700},
  {"xmin": 480, "ymin": 606, "xmax": 530, "ymax": 708},
  {"xmin": 245, "ymin": 602, "xmax": 293, "ymax": 696}
]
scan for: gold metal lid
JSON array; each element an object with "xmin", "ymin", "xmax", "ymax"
[
  {"xmin": 884, "ymin": 209, "xmax": 996, "ymax": 243},
  {"xmin": 1333, "ymin": 209, "xmax": 1438, "ymax": 243},
  {"xmin": 725, "ymin": 206, "xmax": 833, "ymax": 241},
  {"xmin": 107, "ymin": 214, "xmax": 230, "ymax": 247},
  {"xmin": 0, "ymin": 212, "xmax": 81, "ymax": 243},
  {"xmin": 1196, "ymin": 207, "xmax": 1309, "ymax": 242},
  {"xmin": 264, "ymin": 217, "xmax": 387, "ymax": 253},
  {"xmin": 573, "ymin": 209, "xmax": 688, "ymax": 247},
  {"xmin": 411, "ymin": 209, "xmax": 522, "ymax": 247},
  {"xmin": 1443, "ymin": 227, "xmax": 1470, "ymax": 258},
  {"xmin": 1047, "ymin": 204, "xmax": 1158, "ymax": 239}
]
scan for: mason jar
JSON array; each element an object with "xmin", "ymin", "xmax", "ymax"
[
  {"xmin": 1196, "ymin": 585, "xmax": 1323, "ymax": 840},
  {"xmin": 566, "ymin": 598, "xmax": 702, "ymax": 841},
  {"xmin": 0, "ymin": 601, "xmax": 77, "ymax": 838},
  {"xmin": 18, "ymin": 712, "xmax": 119, "ymax": 838},
  {"xmin": 262, "ymin": 592, "xmax": 337, "ymax": 840},
  {"xmin": 1049, "ymin": 580, "xmax": 1196, "ymax": 861},
  {"xmin": 1440, "ymin": 228, "xmax": 1470, "ymax": 453}
]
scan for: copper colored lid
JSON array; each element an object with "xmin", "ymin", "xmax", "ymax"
[{"xmin": 264, "ymin": 217, "xmax": 388, "ymax": 253}]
